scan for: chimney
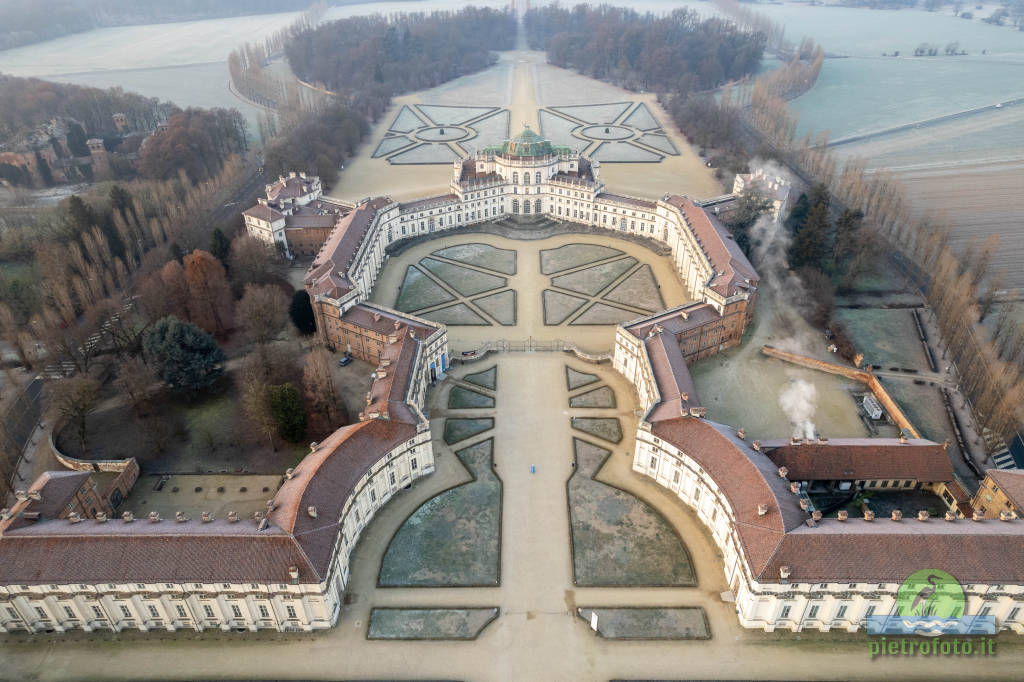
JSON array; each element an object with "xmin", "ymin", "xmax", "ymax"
[
  {"xmin": 266, "ymin": 499, "xmax": 277, "ymax": 511},
  {"xmin": 95, "ymin": 511, "xmax": 108, "ymax": 523},
  {"xmin": 227, "ymin": 511, "xmax": 239, "ymax": 523},
  {"xmin": 943, "ymin": 439, "xmax": 950, "ymax": 451},
  {"xmin": 393, "ymin": 319, "xmax": 400, "ymax": 330},
  {"xmin": 752, "ymin": 440, "xmax": 761, "ymax": 451},
  {"xmin": 387, "ymin": 333, "xmax": 398, "ymax": 344},
  {"xmin": 864, "ymin": 510, "xmax": 875, "ymax": 521},
  {"xmin": 791, "ymin": 436, "xmax": 802, "ymax": 446},
  {"xmin": 891, "ymin": 510, "xmax": 903, "ymax": 521},
  {"xmin": 0, "ymin": 508, "xmax": 10, "ymax": 520},
  {"xmin": 811, "ymin": 510, "xmax": 823, "ymax": 521},
  {"xmin": 737, "ymin": 428, "xmax": 746, "ymax": 440},
  {"xmin": 944, "ymin": 511, "xmax": 957, "ymax": 521},
  {"xmin": 14, "ymin": 490, "xmax": 27, "ymax": 502},
  {"xmin": 122, "ymin": 511, "xmax": 134, "ymax": 522},
  {"xmin": 288, "ymin": 566, "xmax": 300, "ymax": 584},
  {"xmin": 148, "ymin": 511, "xmax": 160, "ymax": 523},
  {"xmin": 27, "ymin": 490, "xmax": 42, "ymax": 502},
  {"xmin": 972, "ymin": 510, "xmax": 984, "ymax": 521},
  {"xmin": 778, "ymin": 466, "xmax": 789, "ymax": 478},
  {"xmin": 817, "ymin": 436, "xmax": 828, "ymax": 445},
  {"xmin": 307, "ymin": 506, "xmax": 318, "ymax": 518},
  {"xmin": 258, "ymin": 518, "xmax": 269, "ymax": 531},
  {"xmin": 899, "ymin": 433, "xmax": 908, "ymax": 444},
  {"xmin": 254, "ymin": 511, "xmax": 265, "ymax": 522},
  {"xmin": 376, "ymin": 369, "xmax": 387, "ymax": 379},
  {"xmin": 68, "ymin": 512, "xmax": 82, "ymax": 524},
  {"xmin": 917, "ymin": 510, "xmax": 929, "ymax": 521},
  {"xmin": 999, "ymin": 510, "xmax": 1015, "ymax": 521},
  {"xmin": 779, "ymin": 566, "xmax": 791, "ymax": 580},
  {"xmin": 175, "ymin": 511, "xmax": 188, "ymax": 523},
  {"xmin": 680, "ymin": 392, "xmax": 689, "ymax": 403},
  {"xmin": 799, "ymin": 498, "xmax": 809, "ymax": 510},
  {"xmin": 201, "ymin": 511, "xmax": 213, "ymax": 523},
  {"xmin": 285, "ymin": 468, "xmax": 295, "ymax": 480},
  {"xmin": 757, "ymin": 504, "xmax": 768, "ymax": 516},
  {"xmin": 309, "ymin": 442, "xmax": 318, "ymax": 453},
  {"xmin": 837, "ymin": 510, "xmax": 849, "ymax": 521},
  {"xmin": 372, "ymin": 312, "xmax": 381, "ymax": 323},
  {"xmin": 805, "ymin": 518, "xmax": 817, "ymax": 527}
]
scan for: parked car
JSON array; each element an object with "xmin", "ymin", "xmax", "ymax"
[{"xmin": 338, "ymin": 356, "xmax": 353, "ymax": 366}]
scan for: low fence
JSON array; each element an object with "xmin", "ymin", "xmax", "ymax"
[{"xmin": 455, "ymin": 339, "xmax": 612, "ymax": 364}]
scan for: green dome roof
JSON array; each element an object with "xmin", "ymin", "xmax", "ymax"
[{"xmin": 502, "ymin": 126, "xmax": 554, "ymax": 157}]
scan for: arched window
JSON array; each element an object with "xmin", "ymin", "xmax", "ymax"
[
  {"xmin": 512, "ymin": 199, "xmax": 520, "ymax": 214},
  {"xmin": 535, "ymin": 172, "xmax": 541, "ymax": 184},
  {"xmin": 534, "ymin": 199, "xmax": 542, "ymax": 214},
  {"xmin": 523, "ymin": 173, "xmax": 530, "ymax": 185},
  {"xmin": 523, "ymin": 200, "xmax": 531, "ymax": 214},
  {"xmin": 512, "ymin": 172, "xmax": 518, "ymax": 184}
]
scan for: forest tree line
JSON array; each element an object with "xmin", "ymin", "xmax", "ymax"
[{"xmin": 524, "ymin": 5, "xmax": 766, "ymax": 95}]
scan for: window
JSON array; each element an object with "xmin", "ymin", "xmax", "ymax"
[
  {"xmin": 880, "ymin": 480, "xmax": 889, "ymax": 488},
  {"xmin": 370, "ymin": 488, "xmax": 377, "ymax": 503},
  {"xmin": 524, "ymin": 173, "xmax": 530, "ymax": 185},
  {"xmin": 286, "ymin": 605, "xmax": 297, "ymax": 619},
  {"xmin": 231, "ymin": 604, "xmax": 242, "ymax": 618},
  {"xmin": 92, "ymin": 606, "xmax": 103, "ymax": 619},
  {"xmin": 63, "ymin": 606, "xmax": 75, "ymax": 619},
  {"xmin": 389, "ymin": 471, "xmax": 396, "ymax": 486},
  {"xmin": 780, "ymin": 605, "xmax": 792, "ymax": 619},
  {"xmin": 672, "ymin": 470, "xmax": 681, "ymax": 484},
  {"xmin": 836, "ymin": 605, "xmax": 848, "ymax": 619},
  {"xmin": 866, "ymin": 605, "xmax": 876, "ymax": 618},
  {"xmin": 980, "ymin": 605, "xmax": 992, "ymax": 616},
  {"xmin": 535, "ymin": 172, "xmax": 541, "ymax": 184},
  {"xmin": 1009, "ymin": 607, "xmax": 1020, "ymax": 621},
  {"xmin": 411, "ymin": 457, "xmax": 418, "ymax": 470},
  {"xmin": 534, "ymin": 199, "xmax": 542, "ymax": 214},
  {"xmin": 512, "ymin": 172, "xmax": 518, "ymax": 184},
  {"xmin": 176, "ymin": 605, "xmax": 187, "ymax": 618},
  {"xmin": 119, "ymin": 605, "xmax": 131, "ymax": 618},
  {"xmin": 6, "ymin": 607, "xmax": 18, "ymax": 620},
  {"xmin": 649, "ymin": 456, "xmax": 658, "ymax": 470},
  {"xmin": 808, "ymin": 605, "xmax": 819, "ymax": 619},
  {"xmin": 259, "ymin": 605, "xmax": 270, "ymax": 619},
  {"xmin": 203, "ymin": 604, "xmax": 215, "ymax": 619},
  {"xmin": 148, "ymin": 605, "xmax": 159, "ymax": 619}
]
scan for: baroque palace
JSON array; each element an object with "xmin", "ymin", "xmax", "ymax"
[{"xmin": 1, "ymin": 129, "xmax": 1022, "ymax": 635}]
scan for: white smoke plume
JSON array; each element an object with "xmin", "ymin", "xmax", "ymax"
[{"xmin": 780, "ymin": 378, "xmax": 818, "ymax": 440}]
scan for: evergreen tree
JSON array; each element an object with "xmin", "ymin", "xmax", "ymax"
[
  {"xmin": 831, "ymin": 208, "xmax": 864, "ymax": 272},
  {"xmin": 289, "ymin": 290, "xmax": 317, "ymax": 335},
  {"xmin": 788, "ymin": 198, "xmax": 830, "ymax": 271},
  {"xmin": 210, "ymin": 227, "xmax": 231, "ymax": 263},
  {"xmin": 65, "ymin": 121, "xmax": 90, "ymax": 157},
  {"xmin": 269, "ymin": 382, "xmax": 306, "ymax": 442},
  {"xmin": 65, "ymin": 195, "xmax": 95, "ymax": 233},
  {"xmin": 143, "ymin": 316, "xmax": 225, "ymax": 395}
]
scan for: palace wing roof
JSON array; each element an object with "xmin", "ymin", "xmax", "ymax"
[{"xmin": 762, "ymin": 439, "xmax": 954, "ymax": 482}]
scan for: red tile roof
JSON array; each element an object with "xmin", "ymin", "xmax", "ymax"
[
  {"xmin": 644, "ymin": 331, "xmax": 700, "ymax": 421},
  {"xmin": 986, "ymin": 469, "xmax": 1024, "ymax": 509},
  {"xmin": 665, "ymin": 195, "xmax": 758, "ymax": 297},
  {"xmin": 305, "ymin": 197, "xmax": 391, "ymax": 298},
  {"xmin": 762, "ymin": 439, "xmax": 954, "ymax": 482}
]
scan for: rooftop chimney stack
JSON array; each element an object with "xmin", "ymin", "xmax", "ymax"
[
  {"xmin": 864, "ymin": 510, "xmax": 876, "ymax": 521},
  {"xmin": 307, "ymin": 506, "xmax": 318, "ymax": 518},
  {"xmin": 68, "ymin": 512, "xmax": 81, "ymax": 524},
  {"xmin": 14, "ymin": 490, "xmax": 27, "ymax": 502},
  {"xmin": 972, "ymin": 510, "xmax": 984, "ymax": 522},
  {"xmin": 27, "ymin": 490, "xmax": 42, "ymax": 502},
  {"xmin": 757, "ymin": 504, "xmax": 768, "ymax": 516},
  {"xmin": 737, "ymin": 428, "xmax": 746, "ymax": 440},
  {"xmin": 891, "ymin": 510, "xmax": 903, "ymax": 521},
  {"xmin": 778, "ymin": 466, "xmax": 789, "ymax": 478},
  {"xmin": 945, "ymin": 511, "xmax": 957, "ymax": 521},
  {"xmin": 122, "ymin": 511, "xmax": 134, "ymax": 523},
  {"xmin": 227, "ymin": 511, "xmax": 239, "ymax": 523},
  {"xmin": 752, "ymin": 440, "xmax": 761, "ymax": 451},
  {"xmin": 799, "ymin": 498, "xmax": 809, "ymax": 510},
  {"xmin": 285, "ymin": 468, "xmax": 295, "ymax": 480},
  {"xmin": 780, "ymin": 566, "xmax": 791, "ymax": 580},
  {"xmin": 201, "ymin": 511, "xmax": 213, "ymax": 523},
  {"xmin": 148, "ymin": 511, "xmax": 160, "ymax": 523},
  {"xmin": 95, "ymin": 512, "xmax": 108, "ymax": 523},
  {"xmin": 1000, "ymin": 510, "xmax": 1015, "ymax": 521},
  {"xmin": 837, "ymin": 510, "xmax": 849, "ymax": 521},
  {"xmin": 811, "ymin": 510, "xmax": 823, "ymax": 521},
  {"xmin": 917, "ymin": 510, "xmax": 929, "ymax": 521},
  {"xmin": 900, "ymin": 433, "xmax": 908, "ymax": 444},
  {"xmin": 175, "ymin": 511, "xmax": 188, "ymax": 523},
  {"xmin": 309, "ymin": 442, "xmax": 318, "ymax": 453}
]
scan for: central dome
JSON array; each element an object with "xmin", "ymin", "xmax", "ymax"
[{"xmin": 502, "ymin": 126, "xmax": 555, "ymax": 157}]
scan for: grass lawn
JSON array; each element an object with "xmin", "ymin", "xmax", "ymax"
[
  {"xmin": 576, "ymin": 607, "xmax": 708, "ymax": 640},
  {"xmin": 568, "ymin": 439, "xmax": 695, "ymax": 586},
  {"xmin": 448, "ymin": 386, "xmax": 495, "ymax": 409},
  {"xmin": 443, "ymin": 418, "xmax": 494, "ymax": 444},
  {"xmin": 832, "ymin": 308, "xmax": 928, "ymax": 369},
  {"xmin": 378, "ymin": 439, "xmax": 501, "ymax": 586},
  {"xmin": 569, "ymin": 385, "xmax": 616, "ymax": 408},
  {"xmin": 570, "ymin": 417, "xmax": 623, "ymax": 444},
  {"xmin": 367, "ymin": 608, "xmax": 499, "ymax": 640},
  {"xmin": 463, "ymin": 365, "xmax": 497, "ymax": 391}
]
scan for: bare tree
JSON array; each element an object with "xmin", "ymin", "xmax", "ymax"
[
  {"xmin": 236, "ymin": 284, "xmax": 289, "ymax": 346},
  {"xmin": 46, "ymin": 376, "xmax": 102, "ymax": 452},
  {"xmin": 229, "ymin": 235, "xmax": 284, "ymax": 292},
  {"xmin": 114, "ymin": 356, "xmax": 157, "ymax": 415},
  {"xmin": 239, "ymin": 355, "xmax": 277, "ymax": 451},
  {"xmin": 303, "ymin": 347, "xmax": 346, "ymax": 435}
]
